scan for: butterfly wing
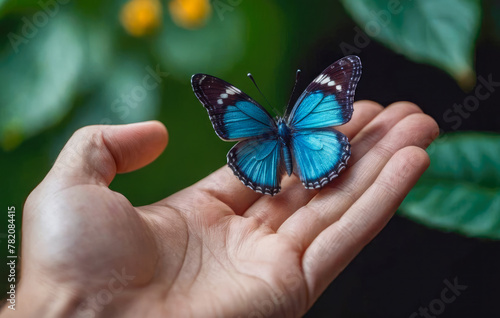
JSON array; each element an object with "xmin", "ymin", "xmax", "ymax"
[
  {"xmin": 290, "ymin": 129, "xmax": 350, "ymax": 189},
  {"xmin": 228, "ymin": 136, "xmax": 284, "ymax": 195},
  {"xmin": 192, "ymin": 74, "xmax": 283, "ymax": 194},
  {"xmin": 191, "ymin": 74, "xmax": 276, "ymax": 141},
  {"xmin": 286, "ymin": 55, "xmax": 361, "ymax": 129},
  {"xmin": 286, "ymin": 56, "xmax": 361, "ymax": 188}
]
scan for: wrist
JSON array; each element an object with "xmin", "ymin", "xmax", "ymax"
[{"xmin": 0, "ymin": 273, "xmax": 83, "ymax": 318}]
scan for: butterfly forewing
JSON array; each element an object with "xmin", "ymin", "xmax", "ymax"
[
  {"xmin": 287, "ymin": 55, "xmax": 361, "ymax": 129},
  {"xmin": 192, "ymin": 74, "xmax": 284, "ymax": 195},
  {"xmin": 191, "ymin": 74, "xmax": 276, "ymax": 141},
  {"xmin": 286, "ymin": 55, "xmax": 361, "ymax": 189}
]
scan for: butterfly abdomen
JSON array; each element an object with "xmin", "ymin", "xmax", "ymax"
[
  {"xmin": 277, "ymin": 118, "xmax": 293, "ymax": 176},
  {"xmin": 282, "ymin": 146, "xmax": 293, "ymax": 177}
]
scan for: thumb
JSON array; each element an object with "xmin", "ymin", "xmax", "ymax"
[{"xmin": 48, "ymin": 120, "xmax": 168, "ymax": 187}]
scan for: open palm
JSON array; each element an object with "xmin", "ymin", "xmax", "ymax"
[{"xmin": 4, "ymin": 101, "xmax": 438, "ymax": 318}]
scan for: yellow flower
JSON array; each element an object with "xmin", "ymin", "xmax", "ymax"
[
  {"xmin": 120, "ymin": 0, "xmax": 162, "ymax": 36},
  {"xmin": 168, "ymin": 0, "xmax": 212, "ymax": 29}
]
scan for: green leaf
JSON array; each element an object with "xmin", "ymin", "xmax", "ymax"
[
  {"xmin": 341, "ymin": 0, "xmax": 481, "ymax": 88},
  {"xmin": 399, "ymin": 132, "xmax": 500, "ymax": 239},
  {"xmin": 0, "ymin": 12, "xmax": 114, "ymax": 150},
  {"xmin": 0, "ymin": 12, "xmax": 86, "ymax": 150}
]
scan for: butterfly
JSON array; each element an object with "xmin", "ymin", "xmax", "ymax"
[{"xmin": 191, "ymin": 55, "xmax": 362, "ymax": 195}]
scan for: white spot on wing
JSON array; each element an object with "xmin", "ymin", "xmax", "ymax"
[
  {"xmin": 217, "ymin": 99, "xmax": 223, "ymax": 105},
  {"xmin": 327, "ymin": 80, "xmax": 336, "ymax": 86},
  {"xmin": 336, "ymin": 84, "xmax": 342, "ymax": 91},
  {"xmin": 314, "ymin": 74, "xmax": 326, "ymax": 83},
  {"xmin": 320, "ymin": 76, "xmax": 330, "ymax": 85},
  {"xmin": 221, "ymin": 93, "xmax": 228, "ymax": 98},
  {"xmin": 226, "ymin": 86, "xmax": 240, "ymax": 95}
]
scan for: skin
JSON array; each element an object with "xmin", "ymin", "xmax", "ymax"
[{"xmin": 1, "ymin": 101, "xmax": 439, "ymax": 318}]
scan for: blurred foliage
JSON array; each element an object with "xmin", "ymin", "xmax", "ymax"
[
  {"xmin": 157, "ymin": 6, "xmax": 246, "ymax": 80},
  {"xmin": 0, "ymin": 12, "xmax": 86, "ymax": 150},
  {"xmin": 399, "ymin": 132, "xmax": 500, "ymax": 239},
  {"xmin": 341, "ymin": 0, "xmax": 481, "ymax": 89}
]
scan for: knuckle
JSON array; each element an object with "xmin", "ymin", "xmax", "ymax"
[{"xmin": 71, "ymin": 126, "xmax": 106, "ymax": 154}]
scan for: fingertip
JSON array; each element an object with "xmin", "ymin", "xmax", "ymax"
[
  {"xmin": 134, "ymin": 120, "xmax": 169, "ymax": 152},
  {"xmin": 385, "ymin": 101, "xmax": 423, "ymax": 114},
  {"xmin": 123, "ymin": 120, "xmax": 168, "ymax": 144},
  {"xmin": 104, "ymin": 121, "xmax": 169, "ymax": 173},
  {"xmin": 146, "ymin": 120, "xmax": 169, "ymax": 143},
  {"xmin": 354, "ymin": 100, "xmax": 384, "ymax": 113},
  {"xmin": 339, "ymin": 101, "xmax": 384, "ymax": 139},
  {"xmin": 397, "ymin": 113, "xmax": 440, "ymax": 149},
  {"xmin": 352, "ymin": 100, "xmax": 384, "ymax": 121}
]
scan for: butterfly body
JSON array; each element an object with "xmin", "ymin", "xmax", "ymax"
[
  {"xmin": 277, "ymin": 117, "xmax": 294, "ymax": 176},
  {"xmin": 192, "ymin": 55, "xmax": 362, "ymax": 195}
]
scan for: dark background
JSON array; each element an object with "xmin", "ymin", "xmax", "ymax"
[{"xmin": 304, "ymin": 17, "xmax": 500, "ymax": 317}]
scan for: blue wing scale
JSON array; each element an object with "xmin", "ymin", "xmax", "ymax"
[
  {"xmin": 290, "ymin": 129, "xmax": 350, "ymax": 189},
  {"xmin": 287, "ymin": 55, "xmax": 361, "ymax": 129},
  {"xmin": 227, "ymin": 137, "xmax": 284, "ymax": 195},
  {"xmin": 191, "ymin": 74, "xmax": 276, "ymax": 141}
]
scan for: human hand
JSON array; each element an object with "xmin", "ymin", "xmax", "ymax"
[{"xmin": 1, "ymin": 101, "xmax": 438, "ymax": 317}]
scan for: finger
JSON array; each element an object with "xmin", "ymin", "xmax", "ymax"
[
  {"xmin": 48, "ymin": 121, "xmax": 168, "ymax": 188},
  {"xmin": 242, "ymin": 100, "xmax": 384, "ymax": 225},
  {"xmin": 334, "ymin": 100, "xmax": 385, "ymax": 139},
  {"xmin": 243, "ymin": 101, "xmax": 423, "ymax": 229},
  {"xmin": 302, "ymin": 146, "xmax": 430, "ymax": 297},
  {"xmin": 188, "ymin": 165, "xmax": 263, "ymax": 215},
  {"xmin": 278, "ymin": 113, "xmax": 438, "ymax": 248},
  {"xmin": 188, "ymin": 101, "xmax": 386, "ymax": 216},
  {"xmin": 348, "ymin": 101, "xmax": 423, "ymax": 163},
  {"xmin": 277, "ymin": 100, "xmax": 385, "ymax": 193}
]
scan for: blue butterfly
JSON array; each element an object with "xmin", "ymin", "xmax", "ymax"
[{"xmin": 191, "ymin": 55, "xmax": 362, "ymax": 195}]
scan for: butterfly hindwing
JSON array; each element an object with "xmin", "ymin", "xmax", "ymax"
[
  {"xmin": 287, "ymin": 55, "xmax": 361, "ymax": 129},
  {"xmin": 192, "ymin": 74, "xmax": 276, "ymax": 141},
  {"xmin": 227, "ymin": 136, "xmax": 284, "ymax": 195},
  {"xmin": 290, "ymin": 129, "xmax": 350, "ymax": 189}
]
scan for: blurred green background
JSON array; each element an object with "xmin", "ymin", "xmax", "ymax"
[{"xmin": 1, "ymin": 0, "xmax": 500, "ymax": 316}]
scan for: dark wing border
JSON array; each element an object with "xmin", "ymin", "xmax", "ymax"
[
  {"xmin": 191, "ymin": 74, "xmax": 276, "ymax": 141},
  {"xmin": 291, "ymin": 128, "xmax": 351, "ymax": 189},
  {"xmin": 227, "ymin": 137, "xmax": 285, "ymax": 196},
  {"xmin": 286, "ymin": 55, "xmax": 362, "ymax": 125}
]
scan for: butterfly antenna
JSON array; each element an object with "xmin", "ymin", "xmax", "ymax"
[
  {"xmin": 285, "ymin": 69, "xmax": 301, "ymax": 113},
  {"xmin": 247, "ymin": 73, "xmax": 281, "ymax": 116}
]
